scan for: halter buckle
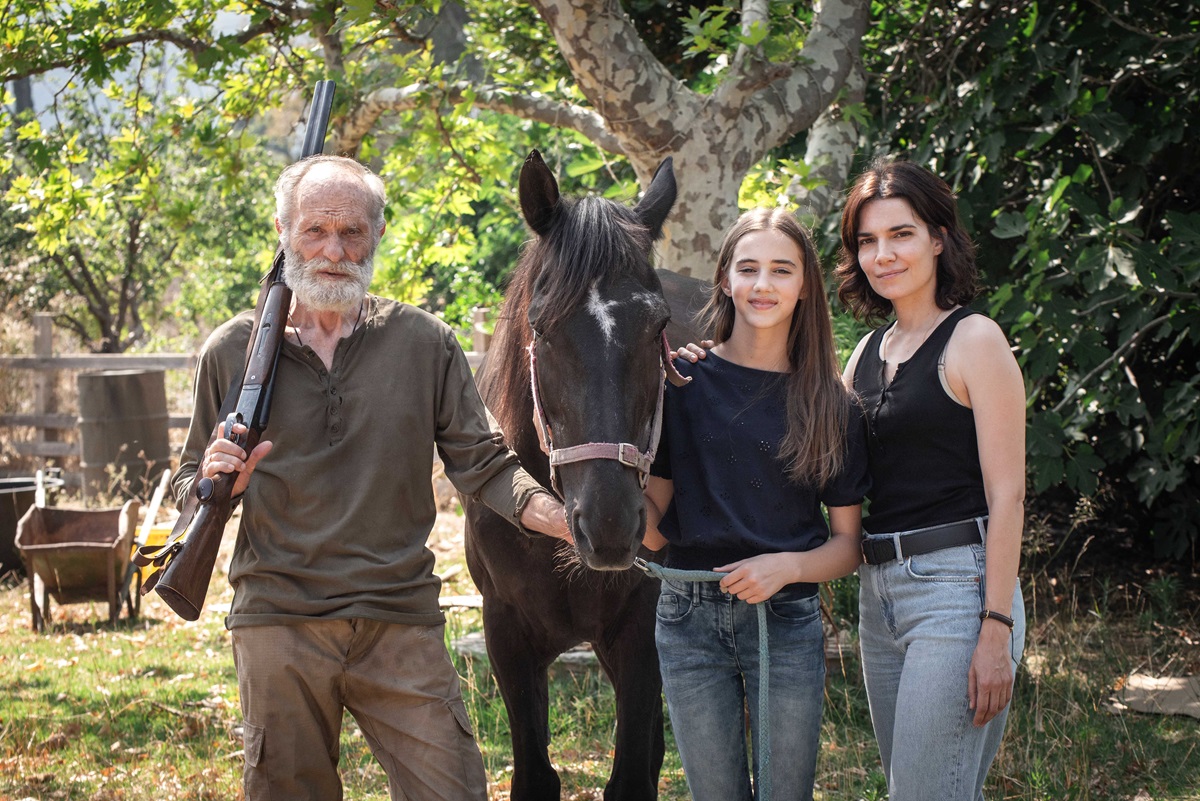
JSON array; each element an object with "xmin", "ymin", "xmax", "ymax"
[{"xmin": 617, "ymin": 443, "xmax": 641, "ymax": 469}]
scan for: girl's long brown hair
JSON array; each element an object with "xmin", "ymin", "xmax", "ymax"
[{"xmin": 701, "ymin": 208, "xmax": 852, "ymax": 489}]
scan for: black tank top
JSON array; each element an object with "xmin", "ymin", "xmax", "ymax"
[{"xmin": 853, "ymin": 306, "xmax": 989, "ymax": 534}]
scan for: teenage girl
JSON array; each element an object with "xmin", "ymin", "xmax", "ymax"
[
  {"xmin": 837, "ymin": 158, "xmax": 1026, "ymax": 800},
  {"xmin": 643, "ymin": 207, "xmax": 869, "ymax": 801}
]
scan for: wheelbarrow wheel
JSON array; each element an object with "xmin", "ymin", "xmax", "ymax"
[
  {"xmin": 126, "ymin": 568, "xmax": 142, "ymax": 621},
  {"xmin": 30, "ymin": 571, "xmax": 49, "ymax": 634}
]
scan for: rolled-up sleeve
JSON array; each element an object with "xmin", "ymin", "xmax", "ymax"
[{"xmin": 433, "ymin": 330, "xmax": 546, "ymax": 526}]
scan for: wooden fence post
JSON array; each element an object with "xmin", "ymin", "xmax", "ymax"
[
  {"xmin": 472, "ymin": 307, "xmax": 490, "ymax": 355},
  {"xmin": 32, "ymin": 314, "xmax": 57, "ymax": 447}
]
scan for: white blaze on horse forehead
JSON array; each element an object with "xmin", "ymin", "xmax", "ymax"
[{"xmin": 587, "ymin": 283, "xmax": 663, "ymax": 345}]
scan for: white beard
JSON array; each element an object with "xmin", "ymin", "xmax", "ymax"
[{"xmin": 282, "ymin": 248, "xmax": 374, "ymax": 313}]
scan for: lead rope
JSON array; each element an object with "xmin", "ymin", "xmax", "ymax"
[{"xmin": 635, "ymin": 558, "xmax": 772, "ymax": 801}]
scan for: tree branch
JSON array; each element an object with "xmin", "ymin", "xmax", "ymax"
[
  {"xmin": 786, "ymin": 61, "xmax": 864, "ymax": 219},
  {"xmin": 742, "ymin": 0, "xmax": 871, "ymax": 149},
  {"xmin": 528, "ymin": 0, "xmax": 692, "ymax": 144},
  {"xmin": 334, "ymin": 81, "xmax": 624, "ymax": 157},
  {"xmin": 51, "ymin": 250, "xmax": 110, "ymax": 348},
  {"xmin": 432, "ymin": 105, "xmax": 483, "ymax": 186},
  {"xmin": 1, "ymin": 9, "xmax": 294, "ymax": 83},
  {"xmin": 1050, "ymin": 313, "xmax": 1173, "ymax": 416},
  {"xmin": 116, "ymin": 211, "xmax": 141, "ymax": 344},
  {"xmin": 729, "ymin": 0, "xmax": 771, "ymax": 78},
  {"xmin": 66, "ymin": 245, "xmax": 115, "ymax": 345},
  {"xmin": 1085, "ymin": 0, "xmax": 1200, "ymax": 45},
  {"xmin": 312, "ymin": 0, "xmax": 346, "ymax": 75},
  {"xmin": 56, "ymin": 312, "xmax": 92, "ymax": 345},
  {"xmin": 372, "ymin": 0, "xmax": 430, "ymax": 45}
]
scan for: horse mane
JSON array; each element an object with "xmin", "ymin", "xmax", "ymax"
[
  {"xmin": 485, "ymin": 258, "xmax": 536, "ymax": 439},
  {"xmin": 486, "ymin": 195, "xmax": 656, "ymax": 437}
]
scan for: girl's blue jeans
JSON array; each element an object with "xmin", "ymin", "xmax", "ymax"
[
  {"xmin": 655, "ymin": 578, "xmax": 825, "ymax": 801},
  {"xmin": 858, "ymin": 539, "xmax": 1026, "ymax": 801}
]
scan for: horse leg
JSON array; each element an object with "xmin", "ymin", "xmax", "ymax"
[
  {"xmin": 593, "ymin": 584, "xmax": 664, "ymax": 801},
  {"xmin": 483, "ymin": 603, "xmax": 561, "ymax": 801}
]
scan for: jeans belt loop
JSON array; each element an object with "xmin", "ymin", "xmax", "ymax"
[
  {"xmin": 891, "ymin": 531, "xmax": 905, "ymax": 563},
  {"xmin": 976, "ymin": 515, "xmax": 988, "ymax": 542}
]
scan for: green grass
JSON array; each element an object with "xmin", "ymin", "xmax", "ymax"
[{"xmin": 2, "ymin": 512, "xmax": 1197, "ymax": 800}]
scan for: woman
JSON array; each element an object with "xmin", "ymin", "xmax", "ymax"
[
  {"xmin": 837, "ymin": 157, "xmax": 1026, "ymax": 800},
  {"xmin": 643, "ymin": 208, "xmax": 869, "ymax": 801}
]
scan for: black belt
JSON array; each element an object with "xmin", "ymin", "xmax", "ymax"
[{"xmin": 860, "ymin": 517, "xmax": 986, "ymax": 565}]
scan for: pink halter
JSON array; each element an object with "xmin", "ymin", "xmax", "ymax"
[{"xmin": 528, "ymin": 330, "xmax": 690, "ymax": 496}]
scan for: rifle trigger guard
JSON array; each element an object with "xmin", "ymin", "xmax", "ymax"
[{"xmin": 224, "ymin": 412, "xmax": 248, "ymax": 448}]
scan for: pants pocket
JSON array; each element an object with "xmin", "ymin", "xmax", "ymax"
[
  {"xmin": 241, "ymin": 720, "xmax": 271, "ymax": 800},
  {"xmin": 904, "ymin": 543, "xmax": 984, "ymax": 583},
  {"xmin": 448, "ymin": 698, "xmax": 476, "ymax": 738},
  {"xmin": 242, "ymin": 720, "xmax": 266, "ymax": 767},
  {"xmin": 656, "ymin": 580, "xmax": 695, "ymax": 624},
  {"xmin": 766, "ymin": 590, "xmax": 820, "ymax": 624}
]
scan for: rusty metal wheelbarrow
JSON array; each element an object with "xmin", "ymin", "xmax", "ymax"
[{"xmin": 15, "ymin": 498, "xmax": 141, "ymax": 632}]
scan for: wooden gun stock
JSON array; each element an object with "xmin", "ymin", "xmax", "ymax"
[
  {"xmin": 135, "ymin": 81, "xmax": 335, "ymax": 620},
  {"xmin": 146, "ymin": 471, "xmax": 238, "ymax": 620}
]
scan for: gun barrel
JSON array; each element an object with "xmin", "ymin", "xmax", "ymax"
[{"xmin": 301, "ymin": 80, "xmax": 336, "ymax": 157}]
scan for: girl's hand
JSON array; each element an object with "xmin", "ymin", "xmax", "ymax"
[
  {"xmin": 714, "ymin": 553, "xmax": 797, "ymax": 604},
  {"xmin": 673, "ymin": 340, "xmax": 715, "ymax": 363},
  {"xmin": 968, "ymin": 622, "xmax": 1015, "ymax": 725}
]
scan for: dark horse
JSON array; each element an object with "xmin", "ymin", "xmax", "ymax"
[{"xmin": 462, "ymin": 150, "xmax": 702, "ymax": 801}]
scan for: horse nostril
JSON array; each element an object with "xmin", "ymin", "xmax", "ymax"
[
  {"xmin": 571, "ymin": 501, "xmax": 641, "ymax": 571},
  {"xmin": 570, "ymin": 508, "xmax": 593, "ymax": 552}
]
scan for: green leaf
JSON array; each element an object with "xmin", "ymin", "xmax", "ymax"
[
  {"xmin": 738, "ymin": 21, "xmax": 769, "ymax": 48},
  {"xmin": 991, "ymin": 211, "xmax": 1028, "ymax": 239},
  {"xmin": 565, "ymin": 156, "xmax": 607, "ymax": 178},
  {"xmin": 1064, "ymin": 443, "xmax": 1104, "ymax": 496}
]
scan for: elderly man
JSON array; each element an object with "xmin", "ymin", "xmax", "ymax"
[{"xmin": 176, "ymin": 155, "xmax": 568, "ymax": 800}]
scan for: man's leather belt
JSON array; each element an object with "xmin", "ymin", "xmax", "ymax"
[{"xmin": 860, "ymin": 517, "xmax": 986, "ymax": 565}]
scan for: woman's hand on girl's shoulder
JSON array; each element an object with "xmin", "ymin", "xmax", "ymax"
[{"xmin": 673, "ymin": 339, "xmax": 714, "ymax": 364}]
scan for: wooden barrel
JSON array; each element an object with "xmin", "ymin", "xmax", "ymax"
[
  {"xmin": 0, "ymin": 475, "xmax": 65, "ymax": 578},
  {"xmin": 77, "ymin": 370, "xmax": 171, "ymax": 503}
]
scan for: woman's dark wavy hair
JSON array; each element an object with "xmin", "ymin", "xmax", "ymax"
[{"xmin": 835, "ymin": 157, "xmax": 979, "ymax": 324}]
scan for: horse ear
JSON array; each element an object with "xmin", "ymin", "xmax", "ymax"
[
  {"xmin": 634, "ymin": 157, "xmax": 676, "ymax": 241},
  {"xmin": 519, "ymin": 150, "xmax": 560, "ymax": 236}
]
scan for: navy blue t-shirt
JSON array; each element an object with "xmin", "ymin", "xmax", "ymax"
[{"xmin": 651, "ymin": 352, "xmax": 870, "ymax": 594}]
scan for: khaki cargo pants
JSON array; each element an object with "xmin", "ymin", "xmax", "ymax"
[{"xmin": 231, "ymin": 619, "xmax": 487, "ymax": 801}]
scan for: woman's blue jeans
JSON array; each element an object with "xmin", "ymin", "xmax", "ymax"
[
  {"xmin": 858, "ymin": 539, "xmax": 1026, "ymax": 801},
  {"xmin": 655, "ymin": 578, "xmax": 825, "ymax": 801}
]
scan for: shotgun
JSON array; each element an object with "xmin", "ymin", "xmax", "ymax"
[{"xmin": 136, "ymin": 80, "xmax": 336, "ymax": 620}]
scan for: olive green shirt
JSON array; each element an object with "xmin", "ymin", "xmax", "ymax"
[{"xmin": 174, "ymin": 295, "xmax": 544, "ymax": 629}]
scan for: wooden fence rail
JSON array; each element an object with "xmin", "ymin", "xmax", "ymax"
[{"xmin": 1, "ymin": 310, "xmax": 490, "ymax": 470}]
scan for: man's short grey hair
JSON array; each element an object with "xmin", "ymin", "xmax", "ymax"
[{"xmin": 274, "ymin": 155, "xmax": 387, "ymax": 238}]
